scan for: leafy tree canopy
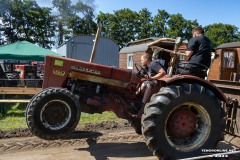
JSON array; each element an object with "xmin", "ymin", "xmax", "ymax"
[
  {"xmin": 0, "ymin": 0, "xmax": 55, "ymax": 49},
  {"xmin": 52, "ymin": 0, "xmax": 96, "ymax": 45},
  {"xmin": 205, "ymin": 23, "xmax": 240, "ymax": 48},
  {"xmin": 98, "ymin": 9, "xmax": 199, "ymax": 48},
  {"xmin": 1, "ymin": 1, "xmax": 240, "ymax": 50}
]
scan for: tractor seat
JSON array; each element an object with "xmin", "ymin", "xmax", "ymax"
[{"xmin": 174, "ymin": 62, "xmax": 208, "ymax": 79}]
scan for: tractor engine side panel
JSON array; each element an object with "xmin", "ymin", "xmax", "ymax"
[{"xmin": 43, "ymin": 55, "xmax": 134, "ymax": 88}]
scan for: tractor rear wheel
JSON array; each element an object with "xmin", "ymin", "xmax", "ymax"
[
  {"xmin": 26, "ymin": 88, "xmax": 80, "ymax": 140},
  {"xmin": 141, "ymin": 83, "xmax": 225, "ymax": 159}
]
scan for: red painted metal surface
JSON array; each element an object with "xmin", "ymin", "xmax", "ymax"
[
  {"xmin": 167, "ymin": 108, "xmax": 197, "ymax": 138},
  {"xmin": 42, "ymin": 55, "xmax": 142, "ymax": 119},
  {"xmin": 43, "ymin": 55, "xmax": 134, "ymax": 88}
]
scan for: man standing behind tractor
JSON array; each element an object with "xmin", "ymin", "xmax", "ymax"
[{"xmin": 177, "ymin": 26, "xmax": 212, "ymax": 79}]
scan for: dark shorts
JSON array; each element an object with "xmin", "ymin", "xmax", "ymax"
[{"xmin": 143, "ymin": 80, "xmax": 157, "ymax": 88}]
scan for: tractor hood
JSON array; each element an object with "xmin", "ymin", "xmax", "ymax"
[{"xmin": 43, "ymin": 55, "xmax": 137, "ymax": 88}]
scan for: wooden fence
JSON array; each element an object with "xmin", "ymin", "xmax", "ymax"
[{"xmin": 0, "ymin": 87, "xmax": 42, "ymax": 103}]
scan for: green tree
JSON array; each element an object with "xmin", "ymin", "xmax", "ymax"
[
  {"xmin": 184, "ymin": 19, "xmax": 199, "ymax": 40},
  {"xmin": 151, "ymin": 10, "xmax": 169, "ymax": 38},
  {"xmin": 205, "ymin": 23, "xmax": 239, "ymax": 47},
  {"xmin": 98, "ymin": 9, "xmax": 202, "ymax": 48},
  {"xmin": 136, "ymin": 8, "xmax": 153, "ymax": 39},
  {"xmin": 166, "ymin": 13, "xmax": 199, "ymax": 40},
  {"xmin": 0, "ymin": 0, "xmax": 55, "ymax": 49},
  {"xmin": 98, "ymin": 12, "xmax": 120, "ymax": 42},
  {"xmin": 114, "ymin": 8, "xmax": 139, "ymax": 47},
  {"xmin": 52, "ymin": 0, "xmax": 96, "ymax": 46},
  {"xmin": 0, "ymin": 0, "xmax": 11, "ymax": 45},
  {"xmin": 68, "ymin": 11, "xmax": 97, "ymax": 36},
  {"xmin": 98, "ymin": 8, "xmax": 139, "ymax": 48}
]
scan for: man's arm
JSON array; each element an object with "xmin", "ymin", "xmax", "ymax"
[
  {"xmin": 149, "ymin": 68, "xmax": 166, "ymax": 80},
  {"xmin": 185, "ymin": 37, "xmax": 195, "ymax": 58},
  {"xmin": 185, "ymin": 50, "xmax": 193, "ymax": 58}
]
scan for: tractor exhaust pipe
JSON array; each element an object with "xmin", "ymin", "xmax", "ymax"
[{"xmin": 90, "ymin": 19, "xmax": 101, "ymax": 63}]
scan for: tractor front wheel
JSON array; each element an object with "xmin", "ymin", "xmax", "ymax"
[
  {"xmin": 141, "ymin": 83, "xmax": 225, "ymax": 159},
  {"xmin": 26, "ymin": 88, "xmax": 81, "ymax": 140}
]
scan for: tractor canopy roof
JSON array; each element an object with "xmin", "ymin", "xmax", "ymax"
[{"xmin": 119, "ymin": 37, "xmax": 175, "ymax": 54}]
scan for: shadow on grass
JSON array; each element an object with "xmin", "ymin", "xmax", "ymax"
[{"xmin": 0, "ymin": 102, "xmax": 27, "ymax": 118}]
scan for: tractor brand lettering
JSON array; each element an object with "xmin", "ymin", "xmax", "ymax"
[
  {"xmin": 53, "ymin": 70, "xmax": 65, "ymax": 76},
  {"xmin": 54, "ymin": 59, "xmax": 64, "ymax": 66},
  {"xmin": 71, "ymin": 66, "xmax": 101, "ymax": 75}
]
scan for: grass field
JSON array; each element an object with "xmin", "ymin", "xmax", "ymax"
[{"xmin": 0, "ymin": 103, "xmax": 125, "ymax": 130}]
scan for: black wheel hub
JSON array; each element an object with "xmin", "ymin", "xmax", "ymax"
[{"xmin": 41, "ymin": 101, "xmax": 70, "ymax": 126}]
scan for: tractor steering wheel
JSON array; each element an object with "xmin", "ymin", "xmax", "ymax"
[{"xmin": 135, "ymin": 63, "xmax": 149, "ymax": 79}]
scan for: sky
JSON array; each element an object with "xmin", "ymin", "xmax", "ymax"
[{"xmin": 37, "ymin": 0, "xmax": 240, "ymax": 29}]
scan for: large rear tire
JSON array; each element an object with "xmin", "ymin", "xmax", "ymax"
[
  {"xmin": 26, "ymin": 88, "xmax": 80, "ymax": 140},
  {"xmin": 141, "ymin": 83, "xmax": 225, "ymax": 159}
]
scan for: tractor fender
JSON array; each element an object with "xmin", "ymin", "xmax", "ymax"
[{"xmin": 160, "ymin": 75, "xmax": 228, "ymax": 104}]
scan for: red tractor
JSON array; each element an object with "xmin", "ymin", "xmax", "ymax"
[{"xmin": 26, "ymin": 37, "xmax": 227, "ymax": 159}]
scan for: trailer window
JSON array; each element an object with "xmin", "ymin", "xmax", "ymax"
[
  {"xmin": 127, "ymin": 53, "xmax": 133, "ymax": 69},
  {"xmin": 223, "ymin": 52, "xmax": 235, "ymax": 68}
]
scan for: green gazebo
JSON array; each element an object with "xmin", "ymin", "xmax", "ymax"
[{"xmin": 0, "ymin": 41, "xmax": 60, "ymax": 61}]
